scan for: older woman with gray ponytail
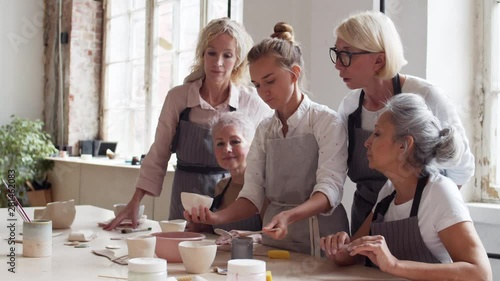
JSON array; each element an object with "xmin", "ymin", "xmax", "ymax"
[{"xmin": 321, "ymin": 94, "xmax": 491, "ymax": 281}]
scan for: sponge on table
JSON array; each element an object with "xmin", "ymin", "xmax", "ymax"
[
  {"xmin": 267, "ymin": 250, "xmax": 290, "ymax": 259},
  {"xmin": 266, "ymin": 270, "xmax": 273, "ymax": 281}
]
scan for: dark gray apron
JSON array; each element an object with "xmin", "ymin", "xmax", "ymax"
[
  {"xmin": 211, "ymin": 178, "xmax": 262, "ymax": 231},
  {"xmin": 347, "ymin": 74, "xmax": 401, "ymax": 234},
  {"xmin": 369, "ymin": 174, "xmax": 441, "ymax": 264},
  {"xmin": 168, "ymin": 107, "xmax": 231, "ymax": 219},
  {"xmin": 262, "ymin": 124, "xmax": 349, "ymax": 256}
]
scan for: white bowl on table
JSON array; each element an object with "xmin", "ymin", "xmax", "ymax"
[{"xmin": 180, "ymin": 192, "xmax": 214, "ymax": 215}]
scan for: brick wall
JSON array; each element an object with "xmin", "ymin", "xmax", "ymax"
[{"xmin": 43, "ymin": 0, "xmax": 103, "ymax": 153}]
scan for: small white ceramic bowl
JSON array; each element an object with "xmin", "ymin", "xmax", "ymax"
[
  {"xmin": 178, "ymin": 240, "xmax": 217, "ymax": 274},
  {"xmin": 160, "ymin": 219, "xmax": 187, "ymax": 232},
  {"xmin": 113, "ymin": 203, "xmax": 145, "ymax": 219},
  {"xmin": 181, "ymin": 192, "xmax": 214, "ymax": 215},
  {"xmin": 152, "ymin": 232, "xmax": 206, "ymax": 263}
]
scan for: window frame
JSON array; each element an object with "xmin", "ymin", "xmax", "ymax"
[
  {"xmin": 100, "ymin": 0, "xmax": 243, "ymax": 156},
  {"xmin": 479, "ymin": 0, "xmax": 500, "ymax": 202}
]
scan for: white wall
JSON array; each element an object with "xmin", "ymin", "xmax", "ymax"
[
  {"xmin": 0, "ymin": 0, "xmax": 45, "ymax": 126},
  {"xmin": 427, "ymin": 0, "xmax": 477, "ymax": 201}
]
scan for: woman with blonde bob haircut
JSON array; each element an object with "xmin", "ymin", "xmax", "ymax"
[
  {"xmin": 104, "ymin": 18, "xmax": 271, "ymax": 229},
  {"xmin": 331, "ymin": 11, "xmax": 475, "ymax": 235},
  {"xmin": 321, "ymin": 93, "xmax": 492, "ymax": 281},
  {"xmin": 335, "ymin": 11, "xmax": 406, "ymax": 80}
]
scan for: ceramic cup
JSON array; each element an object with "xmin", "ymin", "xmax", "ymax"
[
  {"xmin": 126, "ymin": 235, "xmax": 157, "ymax": 259},
  {"xmin": 178, "ymin": 240, "xmax": 217, "ymax": 274},
  {"xmin": 231, "ymin": 237, "xmax": 253, "ymax": 259},
  {"xmin": 159, "ymin": 219, "xmax": 187, "ymax": 232},
  {"xmin": 23, "ymin": 219, "xmax": 52, "ymax": 257},
  {"xmin": 113, "ymin": 204, "xmax": 145, "ymax": 219}
]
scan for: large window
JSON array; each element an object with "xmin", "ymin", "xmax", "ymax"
[
  {"xmin": 102, "ymin": 0, "xmax": 243, "ymax": 157},
  {"xmin": 481, "ymin": 0, "xmax": 500, "ymax": 201}
]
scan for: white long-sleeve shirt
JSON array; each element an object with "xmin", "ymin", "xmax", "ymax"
[{"xmin": 239, "ymin": 95, "xmax": 348, "ymax": 215}]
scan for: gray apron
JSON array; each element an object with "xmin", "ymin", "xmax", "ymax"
[
  {"xmin": 369, "ymin": 174, "xmax": 441, "ymax": 265},
  {"xmin": 262, "ymin": 126, "xmax": 349, "ymax": 256},
  {"xmin": 347, "ymin": 74, "xmax": 401, "ymax": 235},
  {"xmin": 168, "ymin": 107, "xmax": 230, "ymax": 219},
  {"xmin": 211, "ymin": 178, "xmax": 262, "ymax": 232}
]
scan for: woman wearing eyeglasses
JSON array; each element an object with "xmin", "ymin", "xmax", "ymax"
[{"xmin": 331, "ymin": 11, "xmax": 475, "ymax": 235}]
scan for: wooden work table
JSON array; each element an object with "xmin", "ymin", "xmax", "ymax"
[{"xmin": 0, "ymin": 205, "xmax": 406, "ymax": 280}]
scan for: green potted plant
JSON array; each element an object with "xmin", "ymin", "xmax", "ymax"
[{"xmin": 0, "ymin": 116, "xmax": 57, "ymax": 207}]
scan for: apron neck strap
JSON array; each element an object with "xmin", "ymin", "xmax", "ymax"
[
  {"xmin": 372, "ymin": 173, "xmax": 430, "ymax": 220},
  {"xmin": 210, "ymin": 178, "xmax": 232, "ymax": 211},
  {"xmin": 392, "ymin": 73, "xmax": 402, "ymax": 95}
]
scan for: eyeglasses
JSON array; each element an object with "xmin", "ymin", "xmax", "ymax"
[{"xmin": 329, "ymin": 47, "xmax": 374, "ymax": 67}]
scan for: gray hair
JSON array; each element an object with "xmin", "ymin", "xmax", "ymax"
[
  {"xmin": 211, "ymin": 112, "xmax": 256, "ymax": 143},
  {"xmin": 384, "ymin": 93, "xmax": 464, "ymax": 170}
]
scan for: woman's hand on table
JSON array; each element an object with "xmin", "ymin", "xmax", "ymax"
[
  {"xmin": 102, "ymin": 189, "xmax": 145, "ymax": 230},
  {"xmin": 347, "ymin": 235, "xmax": 397, "ymax": 272}
]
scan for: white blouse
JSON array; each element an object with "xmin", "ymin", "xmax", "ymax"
[{"xmin": 239, "ymin": 95, "xmax": 348, "ymax": 215}]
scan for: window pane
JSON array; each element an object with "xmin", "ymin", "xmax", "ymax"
[
  {"xmin": 496, "ymin": 95, "xmax": 500, "ymax": 185},
  {"xmin": 158, "ymin": 1, "xmax": 175, "ymax": 56},
  {"xmin": 180, "ymin": 0, "xmax": 200, "ymax": 50},
  {"xmin": 104, "ymin": 108, "xmax": 145, "ymax": 156},
  {"xmin": 132, "ymin": 0, "xmax": 145, "ymax": 10},
  {"xmin": 109, "ymin": 0, "xmax": 131, "ymax": 17},
  {"xmin": 178, "ymin": 51, "xmax": 195, "ymax": 84},
  {"xmin": 107, "ymin": 15, "xmax": 131, "ymax": 63},
  {"xmin": 131, "ymin": 59, "xmax": 145, "ymax": 105},
  {"xmin": 105, "ymin": 62, "xmax": 130, "ymax": 109},
  {"xmin": 207, "ymin": 0, "xmax": 228, "ymax": 20},
  {"xmin": 156, "ymin": 53, "xmax": 174, "ymax": 104},
  {"xmin": 131, "ymin": 11, "xmax": 146, "ymax": 59}
]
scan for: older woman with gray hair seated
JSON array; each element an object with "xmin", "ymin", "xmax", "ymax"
[{"xmin": 321, "ymin": 93, "xmax": 491, "ymax": 281}]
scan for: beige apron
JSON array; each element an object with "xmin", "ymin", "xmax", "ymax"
[{"xmin": 262, "ymin": 124, "xmax": 349, "ymax": 256}]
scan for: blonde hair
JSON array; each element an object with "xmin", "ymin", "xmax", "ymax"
[
  {"xmin": 247, "ymin": 22, "xmax": 307, "ymax": 90},
  {"xmin": 184, "ymin": 18, "xmax": 253, "ymax": 84},
  {"xmin": 335, "ymin": 11, "xmax": 407, "ymax": 79}
]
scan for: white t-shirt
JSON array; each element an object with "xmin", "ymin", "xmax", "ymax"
[
  {"xmin": 374, "ymin": 173, "xmax": 472, "ymax": 263},
  {"xmin": 239, "ymin": 95, "xmax": 348, "ymax": 215},
  {"xmin": 337, "ymin": 74, "xmax": 475, "ymax": 185}
]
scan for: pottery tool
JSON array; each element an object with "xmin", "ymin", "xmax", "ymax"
[
  {"xmin": 97, "ymin": 275, "xmax": 127, "ymax": 280},
  {"xmin": 120, "ymin": 226, "xmax": 152, "ymax": 234},
  {"xmin": 2, "ymin": 179, "xmax": 31, "ymax": 222}
]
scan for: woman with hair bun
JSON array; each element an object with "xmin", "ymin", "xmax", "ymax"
[
  {"xmin": 185, "ymin": 22, "xmax": 349, "ymax": 256},
  {"xmin": 321, "ymin": 94, "xmax": 491, "ymax": 281}
]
